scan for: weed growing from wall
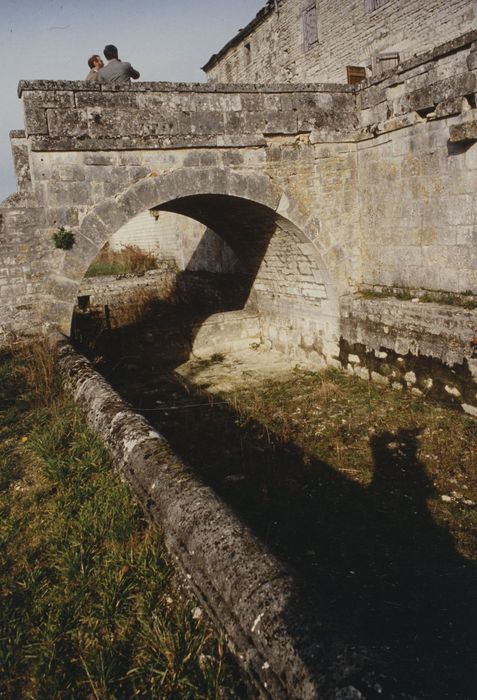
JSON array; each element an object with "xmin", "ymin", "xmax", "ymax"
[{"xmin": 52, "ymin": 226, "xmax": 75, "ymax": 250}]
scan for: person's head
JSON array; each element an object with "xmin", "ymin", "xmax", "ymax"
[
  {"xmin": 87, "ymin": 54, "xmax": 103, "ymax": 70},
  {"xmin": 104, "ymin": 45, "xmax": 119, "ymax": 61}
]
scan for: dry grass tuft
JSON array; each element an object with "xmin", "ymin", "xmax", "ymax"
[{"xmin": 85, "ymin": 243, "xmax": 158, "ymax": 278}]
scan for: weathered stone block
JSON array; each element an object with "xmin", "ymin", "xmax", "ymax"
[
  {"xmin": 449, "ymin": 118, "xmax": 477, "ymax": 141},
  {"xmin": 75, "ymin": 92, "xmax": 141, "ymax": 108},
  {"xmin": 435, "ymin": 96, "xmax": 467, "ymax": 118},
  {"xmin": 46, "ymin": 182, "xmax": 92, "ymax": 207},
  {"xmin": 25, "ymin": 108, "xmax": 48, "ymax": 136},
  {"xmin": 47, "ymin": 109, "xmax": 89, "ymax": 138},
  {"xmin": 180, "ymin": 111, "xmax": 226, "ymax": 135}
]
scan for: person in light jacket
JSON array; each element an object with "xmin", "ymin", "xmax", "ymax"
[{"xmin": 85, "ymin": 54, "xmax": 104, "ymax": 82}]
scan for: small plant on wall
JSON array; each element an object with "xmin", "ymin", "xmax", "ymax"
[{"xmin": 53, "ymin": 227, "xmax": 75, "ymax": 250}]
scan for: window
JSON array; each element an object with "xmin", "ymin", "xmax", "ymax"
[
  {"xmin": 372, "ymin": 52, "xmax": 400, "ymax": 76},
  {"xmin": 303, "ymin": 4, "xmax": 318, "ymax": 51},
  {"xmin": 244, "ymin": 43, "xmax": 251, "ymax": 65},
  {"xmin": 366, "ymin": 0, "xmax": 390, "ymax": 10},
  {"xmin": 346, "ymin": 66, "xmax": 367, "ymax": 85}
]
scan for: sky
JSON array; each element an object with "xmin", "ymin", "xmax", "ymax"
[{"xmin": 0, "ymin": 0, "xmax": 266, "ymax": 201}]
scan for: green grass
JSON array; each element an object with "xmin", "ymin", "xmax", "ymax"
[
  {"xmin": 0, "ymin": 342, "xmax": 241, "ymax": 699},
  {"xmin": 360, "ymin": 286, "xmax": 477, "ymax": 309}
]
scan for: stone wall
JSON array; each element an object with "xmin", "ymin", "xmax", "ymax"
[
  {"xmin": 340, "ymin": 295, "xmax": 477, "ymax": 416},
  {"xmin": 204, "ymin": 0, "xmax": 477, "ymax": 84},
  {"xmin": 17, "ymin": 80, "xmax": 355, "ymax": 151},
  {"xmin": 356, "ymin": 32, "xmax": 477, "ymax": 293}
]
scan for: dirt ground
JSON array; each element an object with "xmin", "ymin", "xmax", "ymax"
[{"xmin": 175, "ymin": 346, "xmax": 303, "ymax": 393}]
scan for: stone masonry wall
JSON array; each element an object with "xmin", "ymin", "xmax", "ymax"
[
  {"xmin": 204, "ymin": 0, "xmax": 476, "ymax": 84},
  {"xmin": 1, "ymin": 81, "xmax": 355, "ymax": 360},
  {"xmin": 355, "ymin": 33, "xmax": 477, "ymax": 293},
  {"xmin": 340, "ymin": 296, "xmax": 477, "ymax": 416}
]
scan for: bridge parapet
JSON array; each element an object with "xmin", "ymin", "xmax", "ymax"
[{"xmin": 17, "ymin": 79, "xmax": 357, "ymax": 152}]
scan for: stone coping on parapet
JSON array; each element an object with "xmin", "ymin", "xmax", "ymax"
[
  {"xmin": 17, "ymin": 79, "xmax": 353, "ymax": 98},
  {"xmin": 354, "ymin": 29, "xmax": 477, "ymax": 92}
]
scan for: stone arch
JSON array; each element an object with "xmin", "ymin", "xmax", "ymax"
[{"xmin": 47, "ymin": 168, "xmax": 340, "ymax": 359}]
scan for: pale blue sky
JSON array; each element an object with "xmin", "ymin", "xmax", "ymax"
[{"xmin": 0, "ymin": 0, "xmax": 266, "ymax": 200}]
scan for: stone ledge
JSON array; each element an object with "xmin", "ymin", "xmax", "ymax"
[
  {"xmin": 449, "ymin": 113, "xmax": 477, "ymax": 142},
  {"xmin": 341, "ymin": 295, "xmax": 477, "ymax": 364}
]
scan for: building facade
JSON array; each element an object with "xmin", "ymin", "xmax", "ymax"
[{"xmin": 203, "ymin": 0, "xmax": 477, "ymax": 84}]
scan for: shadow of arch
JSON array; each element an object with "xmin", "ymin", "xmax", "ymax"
[{"xmin": 44, "ymin": 168, "xmax": 339, "ymax": 345}]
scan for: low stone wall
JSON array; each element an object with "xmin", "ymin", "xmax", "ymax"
[
  {"xmin": 191, "ymin": 310, "xmax": 261, "ymax": 355},
  {"xmin": 17, "ymin": 80, "xmax": 356, "ymax": 152},
  {"xmin": 56, "ymin": 338, "xmax": 370, "ymax": 700},
  {"xmin": 76, "ymin": 270, "xmax": 262, "ymax": 356},
  {"xmin": 77, "ymin": 268, "xmax": 176, "ymax": 307},
  {"xmin": 340, "ymin": 296, "xmax": 477, "ymax": 415}
]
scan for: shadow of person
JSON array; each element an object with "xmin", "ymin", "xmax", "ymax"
[{"xmin": 341, "ymin": 427, "xmax": 477, "ymax": 697}]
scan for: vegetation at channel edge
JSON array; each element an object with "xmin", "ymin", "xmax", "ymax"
[
  {"xmin": 85, "ymin": 244, "xmax": 158, "ymax": 278},
  {"xmin": 0, "ymin": 340, "xmax": 241, "ymax": 699}
]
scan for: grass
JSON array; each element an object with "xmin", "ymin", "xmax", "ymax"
[
  {"xmin": 0, "ymin": 340, "xmax": 242, "ymax": 699},
  {"xmin": 85, "ymin": 244, "xmax": 158, "ymax": 278},
  {"xmin": 360, "ymin": 285, "xmax": 477, "ymax": 309},
  {"xmin": 227, "ymin": 367, "xmax": 477, "ymax": 555}
]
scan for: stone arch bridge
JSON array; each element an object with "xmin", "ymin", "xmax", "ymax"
[{"xmin": 1, "ymin": 31, "xmax": 477, "ymax": 396}]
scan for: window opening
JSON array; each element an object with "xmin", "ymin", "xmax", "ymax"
[
  {"xmin": 303, "ymin": 4, "xmax": 319, "ymax": 51},
  {"xmin": 366, "ymin": 0, "xmax": 390, "ymax": 10},
  {"xmin": 372, "ymin": 52, "xmax": 400, "ymax": 76},
  {"xmin": 346, "ymin": 66, "xmax": 367, "ymax": 84}
]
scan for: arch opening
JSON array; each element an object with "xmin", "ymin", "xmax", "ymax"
[{"xmin": 72, "ymin": 192, "xmax": 339, "ymax": 369}]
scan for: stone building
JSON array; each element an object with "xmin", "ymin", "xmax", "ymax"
[{"xmin": 203, "ymin": 0, "xmax": 477, "ymax": 84}]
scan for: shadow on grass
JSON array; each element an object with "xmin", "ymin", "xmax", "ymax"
[{"xmin": 73, "ymin": 301, "xmax": 476, "ymax": 699}]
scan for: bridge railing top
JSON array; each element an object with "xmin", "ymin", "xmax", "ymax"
[{"xmin": 17, "ymin": 80, "xmax": 353, "ymax": 98}]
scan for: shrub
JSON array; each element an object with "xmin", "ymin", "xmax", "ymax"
[{"xmin": 53, "ymin": 227, "xmax": 75, "ymax": 250}]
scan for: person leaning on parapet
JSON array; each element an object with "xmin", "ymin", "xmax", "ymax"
[
  {"xmin": 97, "ymin": 44, "xmax": 140, "ymax": 85},
  {"xmin": 85, "ymin": 54, "xmax": 104, "ymax": 82}
]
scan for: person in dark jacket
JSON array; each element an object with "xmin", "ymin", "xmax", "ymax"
[{"xmin": 97, "ymin": 44, "xmax": 140, "ymax": 85}]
